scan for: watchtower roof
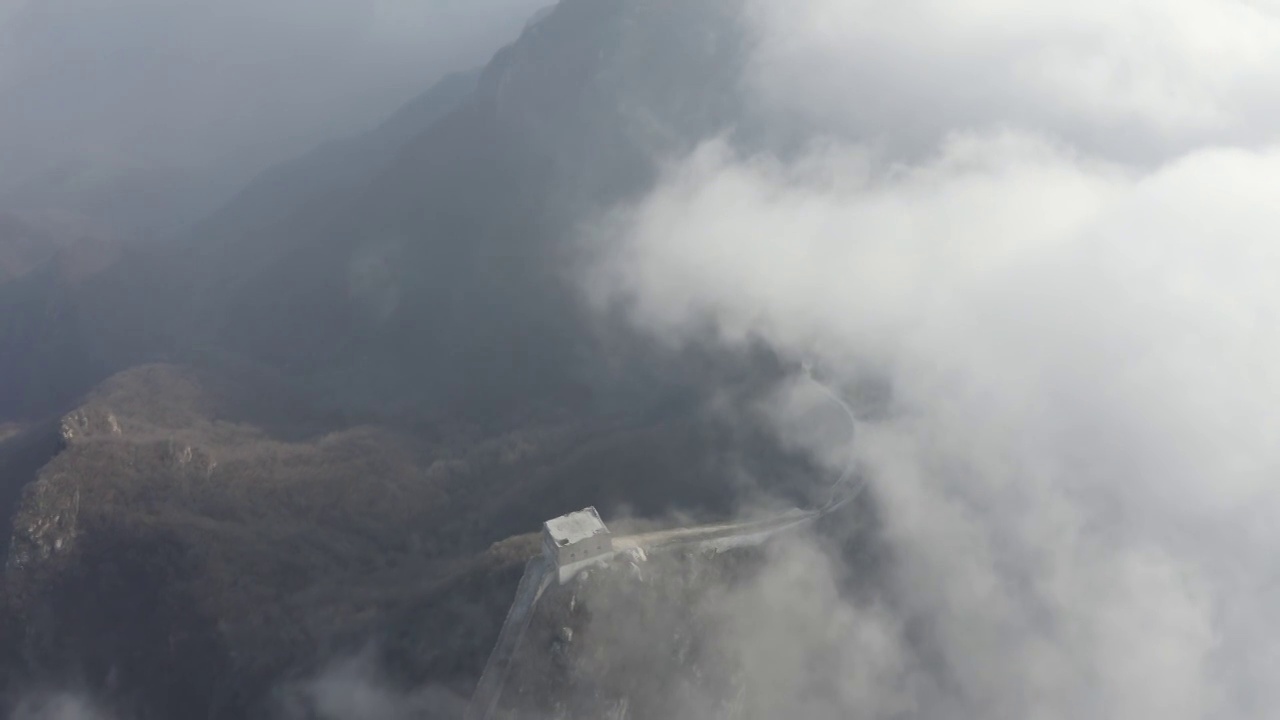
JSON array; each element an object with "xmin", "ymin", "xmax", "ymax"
[{"xmin": 544, "ymin": 507, "xmax": 609, "ymax": 547}]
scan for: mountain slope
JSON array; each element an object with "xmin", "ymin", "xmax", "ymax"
[
  {"xmin": 193, "ymin": 69, "xmax": 483, "ymax": 256},
  {"xmin": 0, "ymin": 3, "xmax": 796, "ymax": 714},
  {"xmin": 205, "ymin": 0, "xmax": 753, "ymax": 419},
  {"xmin": 1, "ymin": 359, "xmax": 810, "ymax": 717},
  {"xmin": 0, "ymin": 0, "xmax": 755, "ymax": 425},
  {"xmin": 0, "ymin": 69, "xmax": 483, "ymax": 423}
]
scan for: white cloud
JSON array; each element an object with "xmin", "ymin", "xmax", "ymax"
[
  {"xmin": 748, "ymin": 0, "xmax": 1280, "ymax": 159},
  {"xmin": 588, "ymin": 1, "xmax": 1280, "ymax": 715},
  {"xmin": 278, "ymin": 653, "xmax": 466, "ymax": 720}
]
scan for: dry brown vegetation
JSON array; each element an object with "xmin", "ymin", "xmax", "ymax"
[{"xmin": 1, "ymin": 362, "xmax": 803, "ymax": 718}]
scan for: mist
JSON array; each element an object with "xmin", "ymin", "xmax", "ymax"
[
  {"xmin": 275, "ymin": 653, "xmax": 467, "ymax": 720},
  {"xmin": 4, "ymin": 0, "xmax": 1279, "ymax": 715},
  {"xmin": 589, "ymin": 0, "xmax": 1280, "ymax": 717},
  {"xmin": 0, "ymin": 0, "xmax": 548, "ymax": 229}
]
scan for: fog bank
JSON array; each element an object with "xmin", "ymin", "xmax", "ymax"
[{"xmin": 589, "ymin": 0, "xmax": 1280, "ymax": 716}]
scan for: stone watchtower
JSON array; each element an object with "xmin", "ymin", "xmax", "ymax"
[{"xmin": 542, "ymin": 507, "xmax": 613, "ymax": 583}]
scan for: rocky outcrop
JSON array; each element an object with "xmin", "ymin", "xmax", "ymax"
[{"xmin": 5, "ymin": 480, "xmax": 80, "ymax": 579}]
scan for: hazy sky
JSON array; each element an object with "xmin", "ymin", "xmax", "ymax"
[
  {"xmin": 590, "ymin": 0, "xmax": 1280, "ymax": 717},
  {"xmin": 745, "ymin": 0, "xmax": 1280, "ymax": 163},
  {"xmin": 0, "ymin": 0, "xmax": 548, "ymax": 190}
]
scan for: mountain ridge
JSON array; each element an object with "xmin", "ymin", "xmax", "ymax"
[{"xmin": 0, "ymin": 2, "xmax": 807, "ymax": 717}]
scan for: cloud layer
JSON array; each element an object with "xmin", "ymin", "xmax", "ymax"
[
  {"xmin": 590, "ymin": 0, "xmax": 1280, "ymax": 716},
  {"xmin": 748, "ymin": 0, "xmax": 1280, "ymax": 161}
]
